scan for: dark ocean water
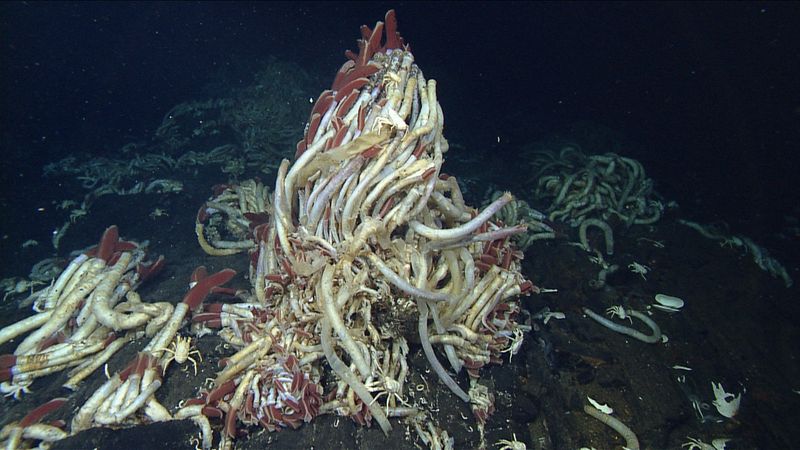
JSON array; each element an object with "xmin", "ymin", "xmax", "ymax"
[{"xmin": 1, "ymin": 2, "xmax": 798, "ymax": 449}]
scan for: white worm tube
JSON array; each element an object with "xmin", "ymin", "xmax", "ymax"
[
  {"xmin": 320, "ymin": 317, "xmax": 391, "ymax": 435},
  {"xmin": 320, "ymin": 265, "xmax": 371, "ymax": 378},
  {"xmin": 0, "ymin": 311, "xmax": 52, "ymax": 346},
  {"xmin": 417, "ymin": 299, "xmax": 469, "ymax": 402},
  {"xmin": 579, "ymin": 218, "xmax": 614, "ymax": 255},
  {"xmin": 15, "ymin": 259, "xmax": 105, "ymax": 355},
  {"xmin": 367, "ymin": 254, "xmax": 449, "ymax": 302},
  {"xmin": 409, "ymin": 192, "xmax": 512, "ymax": 242},
  {"xmin": 584, "ymin": 404, "xmax": 640, "ymax": 450},
  {"xmin": 72, "ymin": 374, "xmax": 122, "ymax": 431},
  {"xmin": 582, "ymin": 307, "xmax": 661, "ymax": 344}
]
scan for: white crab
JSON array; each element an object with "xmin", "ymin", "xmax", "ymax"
[
  {"xmin": 2, "ymin": 278, "xmax": 42, "ymax": 302},
  {"xmin": 500, "ymin": 327, "xmax": 525, "ymax": 362},
  {"xmin": 69, "ymin": 207, "xmax": 88, "ymax": 223},
  {"xmin": 56, "ymin": 199, "xmax": 77, "ymax": 210},
  {"xmin": 628, "ymin": 262, "xmax": 651, "ymax": 279},
  {"xmin": 372, "ymin": 108, "xmax": 408, "ymax": 136},
  {"xmin": 605, "ymin": 305, "xmax": 633, "ymax": 323},
  {"xmin": 366, "ymin": 367, "xmax": 410, "ymax": 416},
  {"xmin": 496, "ymin": 433, "xmax": 526, "ymax": 450},
  {"xmin": 382, "ymin": 71, "xmax": 402, "ymax": 91},
  {"xmin": 149, "ymin": 208, "xmax": 169, "ymax": 219},
  {"xmin": 682, "ymin": 436, "xmax": 730, "ymax": 450},
  {"xmin": 158, "ymin": 335, "xmax": 203, "ymax": 375}
]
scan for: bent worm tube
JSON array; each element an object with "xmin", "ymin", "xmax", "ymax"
[
  {"xmin": 584, "ymin": 404, "xmax": 640, "ymax": 450},
  {"xmin": 583, "ymin": 307, "xmax": 662, "ymax": 344}
]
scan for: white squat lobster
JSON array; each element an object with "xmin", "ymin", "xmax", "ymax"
[
  {"xmin": 366, "ymin": 366, "xmax": 410, "ymax": 416},
  {"xmin": 606, "ymin": 305, "xmax": 633, "ymax": 323},
  {"xmin": 158, "ymin": 336, "xmax": 203, "ymax": 375},
  {"xmin": 496, "ymin": 433, "xmax": 526, "ymax": 450}
]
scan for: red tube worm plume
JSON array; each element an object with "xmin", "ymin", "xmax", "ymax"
[
  {"xmin": 309, "ymin": 90, "xmax": 335, "ymax": 120},
  {"xmin": 102, "ymin": 332, "xmax": 117, "ymax": 347},
  {"xmin": 344, "ymin": 9, "xmax": 405, "ymax": 67},
  {"xmin": 196, "ymin": 204, "xmax": 211, "ymax": 223},
  {"xmin": 333, "ymin": 78, "xmax": 369, "ymax": 102},
  {"xmin": 383, "ymin": 9, "xmax": 401, "ymax": 49},
  {"xmin": 304, "ymin": 113, "xmax": 322, "ymax": 148},
  {"xmin": 518, "ymin": 280, "xmax": 538, "ymax": 295},
  {"xmin": 84, "ymin": 226, "xmax": 138, "ymax": 260},
  {"xmin": 0, "ymin": 354, "xmax": 17, "ymax": 369},
  {"xmin": 96, "ymin": 225, "xmax": 119, "ymax": 262},
  {"xmin": 210, "ymin": 286, "xmax": 237, "ymax": 297},
  {"xmin": 204, "ymin": 303, "xmax": 227, "ymax": 313},
  {"xmin": 251, "ymin": 223, "xmax": 270, "ymax": 244},
  {"xmin": 335, "ymin": 89, "xmax": 360, "ymax": 120},
  {"xmin": 361, "ymin": 145, "xmax": 382, "ymax": 159},
  {"xmin": 114, "ymin": 241, "xmax": 138, "ymax": 252},
  {"xmin": 19, "ymin": 397, "xmax": 68, "ymax": 428},
  {"xmin": 296, "ymin": 9, "xmax": 406, "ymax": 160},
  {"xmin": 137, "ymin": 255, "xmax": 166, "ymax": 282},
  {"xmin": 206, "ymin": 379, "xmax": 237, "ymax": 405},
  {"xmin": 183, "ymin": 391, "xmax": 208, "ymax": 407},
  {"xmin": 0, "ymin": 357, "xmax": 17, "ymax": 381},
  {"xmin": 244, "ymin": 212, "xmax": 270, "ymax": 230},
  {"xmin": 190, "ymin": 266, "xmax": 209, "ymax": 286},
  {"xmin": 294, "ymin": 139, "xmax": 307, "ymax": 160},
  {"xmin": 118, "ymin": 352, "xmax": 147, "ymax": 381},
  {"xmin": 225, "ymin": 406, "xmax": 239, "ymax": 438},
  {"xmin": 350, "ymin": 399, "xmax": 373, "ymax": 427},
  {"xmin": 36, "ymin": 331, "xmax": 67, "ymax": 352},
  {"xmin": 211, "ymin": 184, "xmax": 230, "ymax": 196},
  {"xmin": 191, "ymin": 312, "xmax": 222, "ymax": 328},
  {"xmin": 201, "ymin": 405, "xmax": 224, "ymax": 418},
  {"xmin": 182, "ymin": 268, "xmax": 236, "ymax": 311}
]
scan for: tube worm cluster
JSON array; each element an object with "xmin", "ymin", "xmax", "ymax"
[
  {"xmin": 0, "ymin": 10, "xmax": 541, "ymax": 450},
  {"xmin": 0, "ymin": 225, "xmax": 173, "ymax": 447},
  {"xmin": 183, "ymin": 10, "xmax": 540, "ymax": 448}
]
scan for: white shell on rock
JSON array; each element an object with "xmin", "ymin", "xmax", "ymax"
[
  {"xmin": 653, "ymin": 294, "xmax": 684, "ymax": 312},
  {"xmin": 655, "ymin": 294, "xmax": 684, "ymax": 308}
]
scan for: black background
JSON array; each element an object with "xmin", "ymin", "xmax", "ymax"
[{"xmin": 2, "ymin": 1, "xmax": 799, "ymax": 236}]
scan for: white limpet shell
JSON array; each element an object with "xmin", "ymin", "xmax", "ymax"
[{"xmin": 653, "ymin": 293, "xmax": 684, "ymax": 312}]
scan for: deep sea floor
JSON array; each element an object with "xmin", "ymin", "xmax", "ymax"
[{"xmin": 0, "ymin": 170, "xmax": 796, "ymax": 449}]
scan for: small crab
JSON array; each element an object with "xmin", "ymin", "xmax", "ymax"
[
  {"xmin": 682, "ymin": 437, "xmax": 718, "ymax": 450},
  {"xmin": 2, "ymin": 278, "xmax": 43, "ymax": 302},
  {"xmin": 382, "ymin": 71, "xmax": 402, "ymax": 91},
  {"xmin": 366, "ymin": 367, "xmax": 410, "ymax": 416},
  {"xmin": 149, "ymin": 208, "xmax": 169, "ymax": 219},
  {"xmin": 56, "ymin": 199, "xmax": 77, "ymax": 210},
  {"xmin": 21, "ymin": 239, "xmax": 39, "ymax": 248},
  {"xmin": 496, "ymin": 433, "xmax": 526, "ymax": 450},
  {"xmin": 500, "ymin": 327, "xmax": 526, "ymax": 362},
  {"xmin": 606, "ymin": 305, "xmax": 633, "ymax": 323},
  {"xmin": 719, "ymin": 236, "xmax": 743, "ymax": 249},
  {"xmin": 158, "ymin": 335, "xmax": 202, "ymax": 375},
  {"xmin": 637, "ymin": 237, "xmax": 665, "ymax": 248},
  {"xmin": 69, "ymin": 207, "xmax": 88, "ymax": 223},
  {"xmin": 372, "ymin": 108, "xmax": 408, "ymax": 135},
  {"xmin": 628, "ymin": 261, "xmax": 651, "ymax": 279}
]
